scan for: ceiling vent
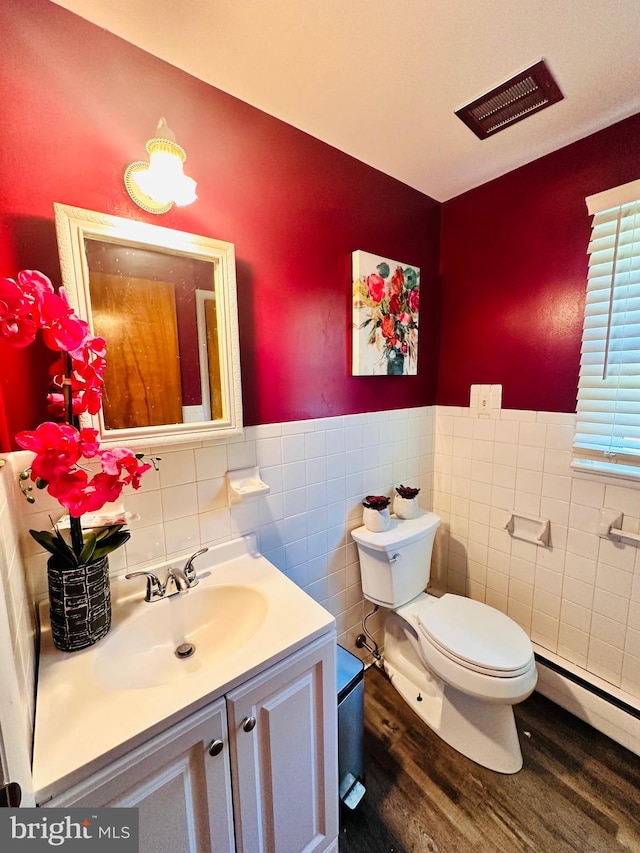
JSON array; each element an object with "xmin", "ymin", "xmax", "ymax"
[{"xmin": 455, "ymin": 59, "xmax": 564, "ymax": 140}]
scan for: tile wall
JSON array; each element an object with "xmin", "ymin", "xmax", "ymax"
[
  {"xmin": 431, "ymin": 405, "xmax": 640, "ymax": 705},
  {"xmin": 7, "ymin": 401, "xmax": 639, "ymax": 746},
  {"xmin": 0, "ymin": 459, "xmax": 37, "ymax": 754},
  {"xmin": 12, "ymin": 407, "xmax": 435, "ymax": 654}
]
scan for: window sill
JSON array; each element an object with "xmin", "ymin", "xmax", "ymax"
[{"xmin": 570, "ymin": 457, "xmax": 640, "ymax": 483}]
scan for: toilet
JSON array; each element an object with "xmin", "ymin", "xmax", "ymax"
[{"xmin": 351, "ymin": 510, "xmax": 537, "ymax": 773}]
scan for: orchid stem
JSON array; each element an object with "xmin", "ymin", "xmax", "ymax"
[
  {"xmin": 64, "ymin": 354, "xmax": 83, "ymax": 557},
  {"xmin": 63, "ymin": 353, "xmax": 77, "ymax": 428},
  {"xmin": 70, "ymin": 516, "xmax": 83, "ymax": 559}
]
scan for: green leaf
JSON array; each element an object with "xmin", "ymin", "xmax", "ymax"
[
  {"xmin": 94, "ymin": 523, "xmax": 125, "ymax": 542},
  {"xmin": 92, "ymin": 530, "xmax": 131, "ymax": 561},
  {"xmin": 53, "ymin": 525, "xmax": 74, "ymax": 554},
  {"xmin": 28, "ymin": 529, "xmax": 59, "ymax": 552},
  {"xmin": 79, "ymin": 533, "xmax": 97, "ymax": 565},
  {"xmin": 377, "ymin": 262, "xmax": 390, "ymax": 278},
  {"xmin": 28, "ymin": 529, "xmax": 77, "ymax": 567}
]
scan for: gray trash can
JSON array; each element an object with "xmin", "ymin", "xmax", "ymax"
[{"xmin": 336, "ymin": 645, "xmax": 366, "ymax": 809}]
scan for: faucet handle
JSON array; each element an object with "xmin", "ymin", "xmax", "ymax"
[
  {"xmin": 125, "ymin": 570, "xmax": 165, "ymax": 602},
  {"xmin": 183, "ymin": 548, "xmax": 209, "ymax": 586}
]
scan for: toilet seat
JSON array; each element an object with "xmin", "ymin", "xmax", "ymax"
[{"xmin": 414, "ymin": 594, "xmax": 534, "ymax": 678}]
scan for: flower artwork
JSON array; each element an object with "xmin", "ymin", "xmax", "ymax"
[
  {"xmin": 352, "ymin": 250, "xmax": 420, "ymax": 376},
  {"xmin": 0, "ymin": 269, "xmax": 153, "ymax": 567}
]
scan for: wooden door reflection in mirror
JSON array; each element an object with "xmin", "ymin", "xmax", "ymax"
[
  {"xmin": 89, "ymin": 272, "xmax": 182, "ymax": 429},
  {"xmin": 84, "ymin": 240, "xmax": 223, "ymax": 430}
]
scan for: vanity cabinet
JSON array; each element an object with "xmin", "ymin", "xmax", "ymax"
[
  {"xmin": 226, "ymin": 634, "xmax": 337, "ymax": 852},
  {"xmin": 43, "ymin": 633, "xmax": 338, "ymax": 853}
]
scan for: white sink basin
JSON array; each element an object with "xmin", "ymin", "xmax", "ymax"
[
  {"xmin": 95, "ymin": 584, "xmax": 268, "ymax": 689},
  {"xmin": 33, "ymin": 535, "xmax": 336, "ymax": 802}
]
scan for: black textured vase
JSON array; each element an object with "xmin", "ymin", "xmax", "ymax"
[{"xmin": 47, "ymin": 555, "xmax": 111, "ymax": 652}]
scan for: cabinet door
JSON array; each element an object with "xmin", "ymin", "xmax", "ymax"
[
  {"xmin": 226, "ymin": 633, "xmax": 338, "ymax": 853},
  {"xmin": 45, "ymin": 699, "xmax": 235, "ymax": 853}
]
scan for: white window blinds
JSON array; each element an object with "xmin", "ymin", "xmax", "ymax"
[{"xmin": 573, "ymin": 178, "xmax": 640, "ymax": 477}]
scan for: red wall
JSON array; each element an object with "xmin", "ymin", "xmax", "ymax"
[
  {"xmin": 438, "ymin": 112, "xmax": 640, "ymax": 412},
  {"xmin": 6, "ymin": 1, "xmax": 639, "ymax": 443},
  {"xmin": 0, "ymin": 0, "xmax": 440, "ymax": 450}
]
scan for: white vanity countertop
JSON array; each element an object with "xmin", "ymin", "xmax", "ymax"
[{"xmin": 32, "ymin": 535, "xmax": 335, "ymax": 803}]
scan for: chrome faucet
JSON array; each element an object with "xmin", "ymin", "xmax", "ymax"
[
  {"xmin": 125, "ymin": 548, "xmax": 209, "ymax": 602},
  {"xmin": 165, "ymin": 567, "xmax": 190, "ymax": 596}
]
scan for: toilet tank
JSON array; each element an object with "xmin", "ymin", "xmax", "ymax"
[{"xmin": 351, "ymin": 511, "xmax": 441, "ymax": 608}]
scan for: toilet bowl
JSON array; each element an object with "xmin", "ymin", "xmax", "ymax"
[{"xmin": 351, "ymin": 511, "xmax": 537, "ymax": 773}]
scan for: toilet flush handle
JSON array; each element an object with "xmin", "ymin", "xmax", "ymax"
[{"xmin": 389, "ymin": 553, "xmax": 401, "ymax": 565}]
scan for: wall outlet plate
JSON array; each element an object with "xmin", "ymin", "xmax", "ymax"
[{"xmin": 470, "ymin": 384, "xmax": 502, "ymax": 417}]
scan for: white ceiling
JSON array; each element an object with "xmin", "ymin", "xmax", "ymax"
[{"xmin": 51, "ymin": 0, "xmax": 640, "ymax": 201}]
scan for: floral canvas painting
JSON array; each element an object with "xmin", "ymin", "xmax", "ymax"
[{"xmin": 352, "ymin": 250, "xmax": 420, "ymax": 376}]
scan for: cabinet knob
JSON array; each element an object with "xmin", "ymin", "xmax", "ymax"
[
  {"xmin": 242, "ymin": 715, "xmax": 257, "ymax": 733},
  {"xmin": 208, "ymin": 739, "xmax": 224, "ymax": 757}
]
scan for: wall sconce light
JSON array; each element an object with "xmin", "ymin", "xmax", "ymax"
[{"xmin": 124, "ymin": 117, "xmax": 197, "ymax": 214}]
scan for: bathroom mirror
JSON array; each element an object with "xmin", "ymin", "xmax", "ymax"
[{"xmin": 54, "ymin": 203, "xmax": 242, "ymax": 447}]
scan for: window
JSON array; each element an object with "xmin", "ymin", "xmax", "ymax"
[{"xmin": 572, "ymin": 178, "xmax": 640, "ymax": 479}]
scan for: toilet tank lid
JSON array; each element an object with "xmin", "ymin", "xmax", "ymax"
[{"xmin": 351, "ymin": 511, "xmax": 440, "ymax": 551}]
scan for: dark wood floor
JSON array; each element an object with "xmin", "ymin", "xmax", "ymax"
[{"xmin": 339, "ymin": 666, "xmax": 640, "ymax": 853}]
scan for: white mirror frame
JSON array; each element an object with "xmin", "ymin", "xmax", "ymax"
[{"xmin": 54, "ymin": 203, "xmax": 243, "ymax": 448}]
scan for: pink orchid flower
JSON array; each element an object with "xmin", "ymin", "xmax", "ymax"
[
  {"xmin": 46, "ymin": 469, "xmax": 92, "ymax": 516},
  {"xmin": 2, "ymin": 269, "xmax": 152, "ymax": 527},
  {"xmin": 47, "ymin": 470, "xmax": 124, "ymax": 517},
  {"xmin": 46, "ymin": 392, "xmax": 90, "ymax": 419},
  {"xmin": 77, "ymin": 385, "xmax": 103, "ymax": 416},
  {"xmin": 0, "ymin": 277, "xmax": 37, "ymax": 347},
  {"xmin": 100, "ymin": 448, "xmax": 151, "ymax": 489},
  {"xmin": 16, "ymin": 270, "xmax": 55, "ymax": 323},
  {"xmin": 47, "ymin": 338, "xmax": 106, "ymax": 415},
  {"xmin": 71, "ymin": 345, "xmax": 106, "ymax": 391},
  {"xmin": 15, "ymin": 421, "xmax": 82, "ymax": 482},
  {"xmin": 81, "ymin": 472, "xmax": 125, "ymax": 513},
  {"xmin": 69, "ymin": 333, "xmax": 106, "ymax": 362},
  {"xmin": 67, "ymin": 336, "xmax": 107, "ymax": 414},
  {"xmin": 39, "ymin": 289, "xmax": 89, "ymax": 352},
  {"xmin": 78, "ymin": 427, "xmax": 101, "ymax": 458}
]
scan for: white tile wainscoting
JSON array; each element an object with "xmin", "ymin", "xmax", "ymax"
[
  {"xmin": 535, "ymin": 651, "xmax": 640, "ymax": 756},
  {"xmin": 9, "ymin": 407, "xmax": 434, "ymax": 656},
  {"xmin": 431, "ymin": 404, "xmax": 640, "ymax": 753},
  {"xmin": 0, "ymin": 460, "xmax": 37, "ymax": 757},
  {"xmin": 4, "ymin": 402, "xmax": 640, "ymax": 756}
]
